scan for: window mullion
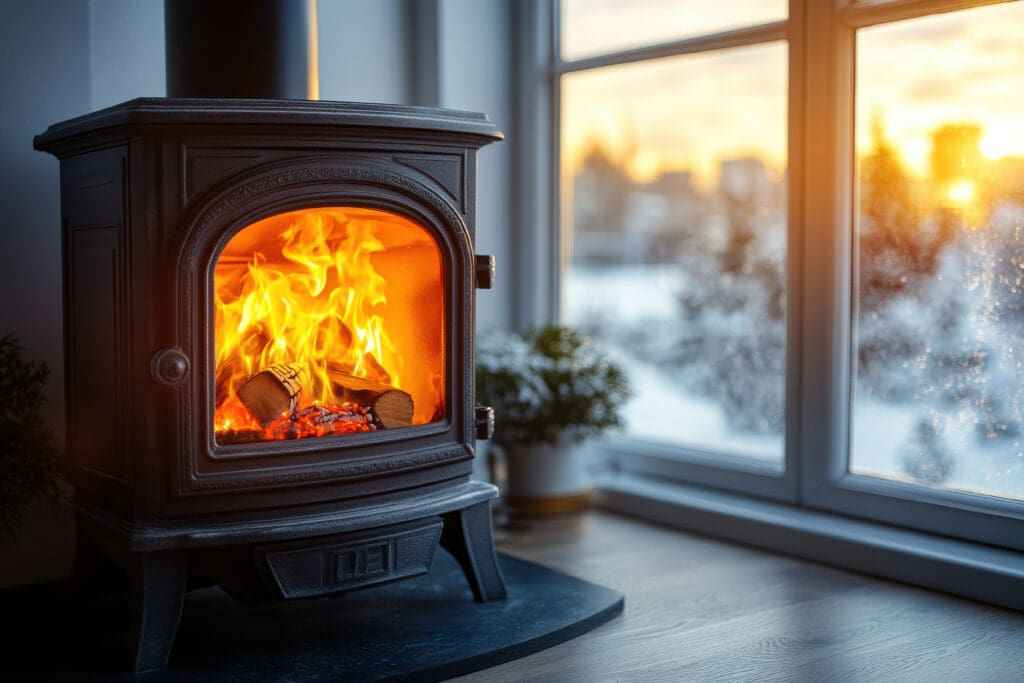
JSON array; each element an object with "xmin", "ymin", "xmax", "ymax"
[
  {"xmin": 785, "ymin": 0, "xmax": 807, "ymax": 499},
  {"xmin": 839, "ymin": 0, "xmax": 1012, "ymax": 29},
  {"xmin": 555, "ymin": 21, "xmax": 788, "ymax": 75},
  {"xmin": 798, "ymin": 0, "xmax": 856, "ymax": 503}
]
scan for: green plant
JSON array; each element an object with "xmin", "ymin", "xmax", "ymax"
[
  {"xmin": 476, "ymin": 325, "xmax": 630, "ymax": 447},
  {"xmin": 0, "ymin": 335, "xmax": 63, "ymax": 539}
]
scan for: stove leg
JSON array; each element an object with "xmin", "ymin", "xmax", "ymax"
[
  {"xmin": 128, "ymin": 550, "xmax": 188, "ymax": 673},
  {"xmin": 441, "ymin": 500, "xmax": 507, "ymax": 602}
]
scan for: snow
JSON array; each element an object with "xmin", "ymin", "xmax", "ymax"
[
  {"xmin": 564, "ymin": 264, "xmax": 682, "ymax": 323},
  {"xmin": 852, "ymin": 395, "xmax": 1024, "ymax": 500},
  {"xmin": 566, "ymin": 264, "xmax": 783, "ymax": 463},
  {"xmin": 566, "ymin": 240, "xmax": 1024, "ymax": 498},
  {"xmin": 618, "ymin": 353, "xmax": 782, "ymax": 461},
  {"xmin": 562, "ymin": 156, "xmax": 1024, "ymax": 502}
]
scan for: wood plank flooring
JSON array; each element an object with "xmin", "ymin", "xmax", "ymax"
[{"xmin": 451, "ymin": 511, "xmax": 1024, "ymax": 682}]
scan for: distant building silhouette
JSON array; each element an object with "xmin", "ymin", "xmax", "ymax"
[{"xmin": 930, "ymin": 124, "xmax": 983, "ymax": 185}]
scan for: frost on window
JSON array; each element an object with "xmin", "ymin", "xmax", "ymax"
[
  {"xmin": 561, "ymin": 43, "xmax": 787, "ymax": 464},
  {"xmin": 851, "ymin": 3, "xmax": 1024, "ymax": 500}
]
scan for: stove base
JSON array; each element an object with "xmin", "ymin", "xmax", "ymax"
[
  {"xmin": 3, "ymin": 551, "xmax": 623, "ymax": 681},
  {"xmin": 73, "ymin": 480, "xmax": 505, "ymax": 673}
]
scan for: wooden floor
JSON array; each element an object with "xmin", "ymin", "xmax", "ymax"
[{"xmin": 452, "ymin": 510, "xmax": 1024, "ymax": 682}]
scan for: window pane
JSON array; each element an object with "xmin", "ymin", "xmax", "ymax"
[
  {"xmin": 562, "ymin": 42, "xmax": 788, "ymax": 464},
  {"xmin": 852, "ymin": 2, "xmax": 1024, "ymax": 500},
  {"xmin": 560, "ymin": 0, "xmax": 786, "ymax": 62}
]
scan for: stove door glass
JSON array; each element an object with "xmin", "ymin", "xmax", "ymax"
[{"xmin": 213, "ymin": 207, "xmax": 444, "ymax": 444}]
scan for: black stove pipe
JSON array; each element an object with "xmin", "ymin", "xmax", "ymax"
[{"xmin": 165, "ymin": 0, "xmax": 319, "ymax": 100}]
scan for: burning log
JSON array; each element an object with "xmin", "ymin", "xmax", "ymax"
[
  {"xmin": 326, "ymin": 362, "xmax": 414, "ymax": 429},
  {"xmin": 237, "ymin": 362, "xmax": 310, "ymax": 426},
  {"xmin": 215, "ymin": 362, "xmax": 233, "ymax": 408},
  {"xmin": 227, "ymin": 359, "xmax": 412, "ymax": 434},
  {"xmin": 215, "ymin": 331, "xmax": 270, "ymax": 407},
  {"xmin": 360, "ymin": 352, "xmax": 392, "ymax": 386}
]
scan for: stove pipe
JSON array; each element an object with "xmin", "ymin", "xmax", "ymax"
[{"xmin": 165, "ymin": 0, "xmax": 319, "ymax": 99}]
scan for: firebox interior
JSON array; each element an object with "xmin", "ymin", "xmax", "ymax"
[{"xmin": 213, "ymin": 206, "xmax": 444, "ymax": 444}]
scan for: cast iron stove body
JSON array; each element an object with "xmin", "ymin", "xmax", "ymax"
[{"xmin": 34, "ymin": 97, "xmax": 505, "ymax": 673}]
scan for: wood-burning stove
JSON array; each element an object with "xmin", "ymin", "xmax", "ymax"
[{"xmin": 34, "ymin": 97, "xmax": 506, "ymax": 673}]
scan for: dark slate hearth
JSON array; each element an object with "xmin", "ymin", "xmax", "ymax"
[{"xmin": 0, "ymin": 552, "xmax": 623, "ymax": 681}]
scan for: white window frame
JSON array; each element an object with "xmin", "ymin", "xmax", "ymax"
[
  {"xmin": 514, "ymin": 0, "xmax": 1024, "ymax": 581},
  {"xmin": 800, "ymin": 0, "xmax": 1024, "ymax": 552}
]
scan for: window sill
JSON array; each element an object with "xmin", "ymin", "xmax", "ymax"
[{"xmin": 594, "ymin": 472, "xmax": 1024, "ymax": 611}]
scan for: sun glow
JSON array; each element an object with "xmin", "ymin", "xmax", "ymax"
[
  {"xmin": 945, "ymin": 179, "xmax": 977, "ymax": 207},
  {"xmin": 979, "ymin": 129, "xmax": 1017, "ymax": 160}
]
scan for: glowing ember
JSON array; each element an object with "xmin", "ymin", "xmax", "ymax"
[{"xmin": 215, "ymin": 395, "xmax": 376, "ymax": 443}]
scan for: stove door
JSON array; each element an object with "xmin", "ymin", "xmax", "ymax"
[{"xmin": 159, "ymin": 157, "xmax": 477, "ymax": 515}]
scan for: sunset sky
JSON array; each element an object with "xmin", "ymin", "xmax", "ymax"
[
  {"xmin": 856, "ymin": 1, "xmax": 1024, "ymax": 176},
  {"xmin": 562, "ymin": 39, "xmax": 787, "ymax": 187},
  {"xmin": 561, "ymin": 0, "xmax": 1024, "ymax": 187},
  {"xmin": 561, "ymin": 0, "xmax": 786, "ymax": 61}
]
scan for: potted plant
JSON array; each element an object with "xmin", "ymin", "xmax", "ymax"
[
  {"xmin": 475, "ymin": 325, "xmax": 629, "ymax": 514},
  {"xmin": 0, "ymin": 335, "xmax": 63, "ymax": 540}
]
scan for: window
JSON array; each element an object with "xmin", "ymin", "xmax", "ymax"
[
  {"xmin": 850, "ymin": 3, "xmax": 1024, "ymax": 502},
  {"xmin": 556, "ymin": 0, "xmax": 795, "ymax": 499},
  {"xmin": 549, "ymin": 0, "xmax": 1024, "ymax": 551},
  {"xmin": 562, "ymin": 41, "xmax": 788, "ymax": 466}
]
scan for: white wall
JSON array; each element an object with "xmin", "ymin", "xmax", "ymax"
[
  {"xmin": 438, "ymin": 0, "xmax": 515, "ymax": 331},
  {"xmin": 0, "ymin": 0, "xmax": 168, "ymax": 587},
  {"xmin": 0, "ymin": 0, "xmax": 93, "ymax": 587},
  {"xmin": 88, "ymin": 0, "xmax": 166, "ymax": 110},
  {"xmin": 317, "ymin": 0, "xmax": 413, "ymax": 103}
]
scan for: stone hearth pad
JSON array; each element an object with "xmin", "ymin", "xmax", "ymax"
[{"xmin": 1, "ymin": 552, "xmax": 623, "ymax": 681}]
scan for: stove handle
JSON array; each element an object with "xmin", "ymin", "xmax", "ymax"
[
  {"xmin": 475, "ymin": 254, "xmax": 495, "ymax": 289},
  {"xmin": 474, "ymin": 405, "xmax": 495, "ymax": 440}
]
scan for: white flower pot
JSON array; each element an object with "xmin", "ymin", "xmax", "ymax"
[{"xmin": 504, "ymin": 435, "xmax": 592, "ymax": 515}]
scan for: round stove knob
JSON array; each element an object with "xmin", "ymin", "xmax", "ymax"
[{"xmin": 152, "ymin": 348, "xmax": 190, "ymax": 386}]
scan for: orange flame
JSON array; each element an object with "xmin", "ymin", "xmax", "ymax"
[{"xmin": 213, "ymin": 207, "xmax": 444, "ymax": 443}]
